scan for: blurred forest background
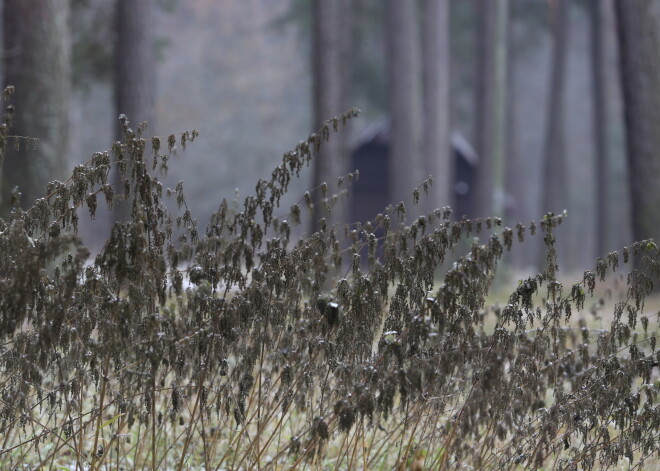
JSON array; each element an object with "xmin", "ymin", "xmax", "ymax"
[{"xmin": 2, "ymin": 0, "xmax": 659, "ymax": 276}]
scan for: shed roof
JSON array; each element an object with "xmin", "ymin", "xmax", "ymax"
[{"xmin": 351, "ymin": 120, "xmax": 479, "ymax": 166}]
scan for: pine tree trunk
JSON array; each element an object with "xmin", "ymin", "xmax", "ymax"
[
  {"xmin": 421, "ymin": 0, "xmax": 451, "ymax": 215},
  {"xmin": 505, "ymin": 0, "xmax": 526, "ymax": 267},
  {"xmin": 387, "ymin": 0, "xmax": 423, "ymax": 213},
  {"xmin": 311, "ymin": 0, "xmax": 352, "ymax": 233},
  {"xmin": 113, "ymin": 0, "xmax": 156, "ymax": 222},
  {"xmin": 492, "ymin": 0, "xmax": 510, "ymax": 217},
  {"xmin": 2, "ymin": 0, "xmax": 71, "ymax": 215},
  {"xmin": 615, "ymin": 0, "xmax": 660, "ymax": 245},
  {"xmin": 539, "ymin": 0, "xmax": 569, "ymax": 270},
  {"xmin": 590, "ymin": 0, "xmax": 610, "ymax": 257},
  {"xmin": 473, "ymin": 0, "xmax": 496, "ymax": 218}
]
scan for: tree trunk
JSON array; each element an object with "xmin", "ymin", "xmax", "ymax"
[
  {"xmin": 505, "ymin": 0, "xmax": 525, "ymax": 267},
  {"xmin": 387, "ymin": 0, "xmax": 423, "ymax": 214},
  {"xmin": 603, "ymin": 0, "xmax": 631, "ymax": 252},
  {"xmin": 311, "ymin": 0, "xmax": 352, "ymax": 233},
  {"xmin": 1, "ymin": 0, "xmax": 71, "ymax": 215},
  {"xmin": 473, "ymin": 0, "xmax": 496, "ymax": 218},
  {"xmin": 492, "ymin": 0, "xmax": 510, "ymax": 218},
  {"xmin": 421, "ymin": 0, "xmax": 451, "ymax": 215},
  {"xmin": 590, "ymin": 0, "xmax": 610, "ymax": 257},
  {"xmin": 113, "ymin": 0, "xmax": 156, "ymax": 222},
  {"xmin": 615, "ymin": 0, "xmax": 660, "ymax": 246},
  {"xmin": 539, "ymin": 0, "xmax": 569, "ymax": 269}
]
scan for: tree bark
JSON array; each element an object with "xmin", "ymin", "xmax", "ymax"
[
  {"xmin": 492, "ymin": 0, "xmax": 510, "ymax": 218},
  {"xmin": 615, "ymin": 0, "xmax": 660, "ymax": 245},
  {"xmin": 421, "ymin": 0, "xmax": 451, "ymax": 215},
  {"xmin": 113, "ymin": 0, "xmax": 156, "ymax": 222},
  {"xmin": 311, "ymin": 0, "xmax": 352, "ymax": 233},
  {"xmin": 473, "ymin": 0, "xmax": 496, "ymax": 218},
  {"xmin": 539, "ymin": 0, "xmax": 569, "ymax": 269},
  {"xmin": 387, "ymin": 0, "xmax": 423, "ymax": 214},
  {"xmin": 2, "ymin": 0, "xmax": 71, "ymax": 215},
  {"xmin": 590, "ymin": 0, "xmax": 610, "ymax": 257},
  {"xmin": 505, "ymin": 0, "xmax": 525, "ymax": 266}
]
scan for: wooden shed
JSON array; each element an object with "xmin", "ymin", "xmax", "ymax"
[{"xmin": 350, "ymin": 120, "xmax": 479, "ymax": 225}]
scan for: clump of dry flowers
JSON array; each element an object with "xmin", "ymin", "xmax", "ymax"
[{"xmin": 0, "ymin": 86, "xmax": 658, "ymax": 470}]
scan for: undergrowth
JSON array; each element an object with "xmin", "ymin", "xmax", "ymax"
[{"xmin": 0, "ymin": 85, "xmax": 659, "ymax": 470}]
